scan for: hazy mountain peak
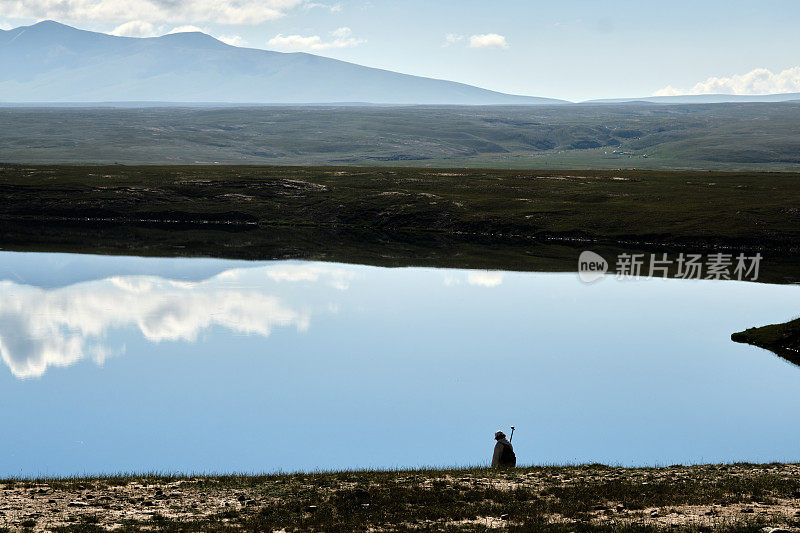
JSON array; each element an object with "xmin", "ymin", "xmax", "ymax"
[
  {"xmin": 29, "ymin": 19, "xmax": 72, "ymax": 29},
  {"xmin": 15, "ymin": 19, "xmax": 87, "ymax": 36},
  {"xmin": 0, "ymin": 21, "xmax": 565, "ymax": 105},
  {"xmin": 156, "ymin": 31, "xmax": 229, "ymax": 48}
]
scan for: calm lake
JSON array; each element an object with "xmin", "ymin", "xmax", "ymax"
[{"xmin": 1, "ymin": 251, "xmax": 799, "ymax": 477}]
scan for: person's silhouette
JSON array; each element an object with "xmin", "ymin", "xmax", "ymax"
[{"xmin": 491, "ymin": 431, "xmax": 516, "ymax": 467}]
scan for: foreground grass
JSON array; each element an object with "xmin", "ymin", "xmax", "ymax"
[{"xmin": 3, "ymin": 464, "xmax": 800, "ymax": 531}]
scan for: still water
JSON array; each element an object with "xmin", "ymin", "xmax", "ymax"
[{"xmin": 1, "ymin": 251, "xmax": 799, "ymax": 477}]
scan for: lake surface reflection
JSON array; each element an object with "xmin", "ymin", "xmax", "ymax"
[{"xmin": 1, "ymin": 251, "xmax": 799, "ymax": 476}]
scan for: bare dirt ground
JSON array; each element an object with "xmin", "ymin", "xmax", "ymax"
[{"xmin": 2, "ymin": 464, "xmax": 800, "ymax": 531}]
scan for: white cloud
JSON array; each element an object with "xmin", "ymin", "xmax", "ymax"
[
  {"xmin": 443, "ymin": 33, "xmax": 463, "ymax": 47},
  {"xmin": 467, "ymin": 271, "xmax": 504, "ymax": 287},
  {"xmin": 469, "ymin": 33, "xmax": 508, "ymax": 49},
  {"xmin": 655, "ymin": 66, "xmax": 800, "ymax": 96},
  {"xmin": 268, "ymin": 27, "xmax": 365, "ymax": 51},
  {"xmin": 0, "ymin": 0, "xmax": 309, "ymax": 25},
  {"xmin": 268, "ymin": 34, "xmax": 323, "ymax": 49},
  {"xmin": 219, "ymin": 34, "xmax": 246, "ymax": 46},
  {"xmin": 167, "ymin": 25, "xmax": 204, "ymax": 34},
  {"xmin": 444, "ymin": 271, "xmax": 504, "ymax": 287},
  {"xmin": 0, "ymin": 263, "xmax": 352, "ymax": 379},
  {"xmin": 0, "ymin": 19, "xmax": 13, "ymax": 30},
  {"xmin": 331, "ymin": 26, "xmax": 351, "ymax": 38},
  {"xmin": 260, "ymin": 263, "xmax": 354, "ymax": 290},
  {"xmin": 110, "ymin": 20, "xmax": 156, "ymax": 37},
  {"xmin": 305, "ymin": 2, "xmax": 341, "ymax": 12}
]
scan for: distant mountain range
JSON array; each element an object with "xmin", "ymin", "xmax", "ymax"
[
  {"xmin": 1, "ymin": 21, "xmax": 799, "ymax": 106},
  {"xmin": 0, "ymin": 21, "xmax": 565, "ymax": 105},
  {"xmin": 585, "ymin": 94, "xmax": 800, "ymax": 104}
]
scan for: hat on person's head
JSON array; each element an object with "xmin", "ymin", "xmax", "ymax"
[{"xmin": 495, "ymin": 431, "xmax": 506, "ymax": 440}]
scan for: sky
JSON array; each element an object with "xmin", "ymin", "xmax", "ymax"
[{"xmin": 1, "ymin": 0, "xmax": 800, "ymax": 101}]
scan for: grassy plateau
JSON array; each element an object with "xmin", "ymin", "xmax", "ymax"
[{"xmin": 3, "ymin": 104, "xmax": 800, "ymax": 171}]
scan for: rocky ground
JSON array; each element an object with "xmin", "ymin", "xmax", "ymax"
[{"xmin": 3, "ymin": 464, "xmax": 800, "ymax": 531}]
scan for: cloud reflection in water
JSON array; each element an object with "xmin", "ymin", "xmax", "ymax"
[{"xmin": 0, "ymin": 263, "xmax": 354, "ymax": 379}]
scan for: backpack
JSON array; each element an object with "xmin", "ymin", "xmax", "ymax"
[{"xmin": 500, "ymin": 441, "xmax": 516, "ymax": 466}]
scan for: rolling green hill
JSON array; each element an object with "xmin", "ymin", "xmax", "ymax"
[{"xmin": 2, "ymin": 103, "xmax": 800, "ymax": 170}]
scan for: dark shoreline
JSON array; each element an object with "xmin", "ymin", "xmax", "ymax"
[
  {"xmin": 733, "ymin": 318, "xmax": 800, "ymax": 366},
  {"xmin": 1, "ymin": 165, "xmax": 800, "ymax": 282}
]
